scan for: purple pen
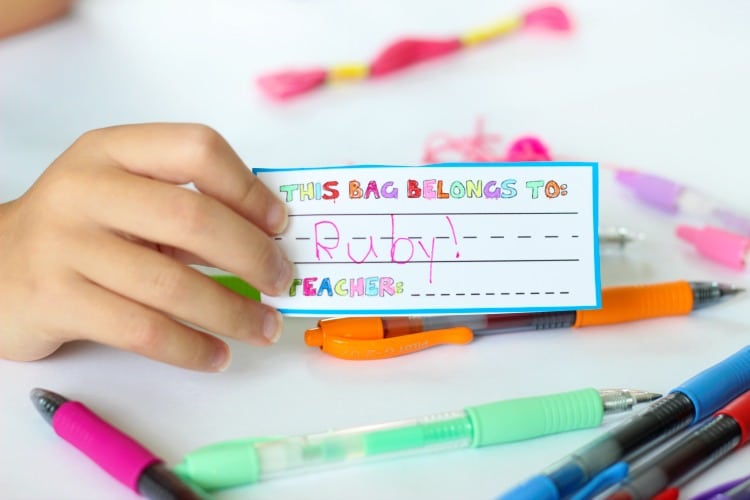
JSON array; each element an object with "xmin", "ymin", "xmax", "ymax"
[
  {"xmin": 722, "ymin": 476, "xmax": 750, "ymax": 499},
  {"xmin": 614, "ymin": 169, "xmax": 750, "ymax": 237},
  {"xmin": 692, "ymin": 474, "xmax": 750, "ymax": 500}
]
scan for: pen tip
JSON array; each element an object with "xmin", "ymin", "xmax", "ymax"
[
  {"xmin": 29, "ymin": 388, "xmax": 67, "ymax": 424},
  {"xmin": 598, "ymin": 388, "xmax": 662, "ymax": 414},
  {"xmin": 633, "ymin": 391, "xmax": 662, "ymax": 403},
  {"xmin": 717, "ymin": 284, "xmax": 745, "ymax": 298}
]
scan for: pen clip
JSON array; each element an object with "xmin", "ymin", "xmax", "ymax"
[
  {"xmin": 308, "ymin": 327, "xmax": 473, "ymax": 360},
  {"xmin": 569, "ymin": 461, "xmax": 628, "ymax": 500}
]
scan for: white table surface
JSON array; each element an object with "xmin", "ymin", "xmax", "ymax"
[{"xmin": 2, "ymin": 1, "xmax": 749, "ymax": 498}]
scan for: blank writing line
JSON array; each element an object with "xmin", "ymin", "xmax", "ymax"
[
  {"xmin": 293, "ymin": 259, "xmax": 580, "ymax": 264},
  {"xmin": 284, "ymin": 234, "xmax": 579, "ymax": 240},
  {"xmin": 290, "ymin": 211, "xmax": 579, "ymax": 217},
  {"xmin": 407, "ymin": 291, "xmax": 571, "ymax": 297}
]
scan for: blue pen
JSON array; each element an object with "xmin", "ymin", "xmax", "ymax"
[{"xmin": 498, "ymin": 346, "xmax": 750, "ymax": 500}]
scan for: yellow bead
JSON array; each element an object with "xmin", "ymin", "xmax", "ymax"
[
  {"xmin": 328, "ymin": 63, "xmax": 369, "ymax": 82},
  {"xmin": 460, "ymin": 16, "xmax": 521, "ymax": 47}
]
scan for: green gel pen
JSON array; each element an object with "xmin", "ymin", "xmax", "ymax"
[
  {"xmin": 210, "ymin": 275, "xmax": 260, "ymax": 301},
  {"xmin": 172, "ymin": 388, "xmax": 659, "ymax": 491}
]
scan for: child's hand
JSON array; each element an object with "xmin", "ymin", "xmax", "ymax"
[{"xmin": 0, "ymin": 123, "xmax": 293, "ymax": 371}]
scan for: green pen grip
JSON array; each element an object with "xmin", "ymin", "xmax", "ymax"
[
  {"xmin": 210, "ymin": 275, "xmax": 260, "ymax": 301},
  {"xmin": 172, "ymin": 437, "xmax": 279, "ymax": 491},
  {"xmin": 466, "ymin": 387, "xmax": 604, "ymax": 447}
]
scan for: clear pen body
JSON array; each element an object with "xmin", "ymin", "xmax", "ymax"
[
  {"xmin": 383, "ymin": 311, "xmax": 576, "ymax": 337},
  {"xmin": 543, "ymin": 392, "xmax": 695, "ymax": 497},
  {"xmin": 605, "ymin": 415, "xmax": 741, "ymax": 499},
  {"xmin": 253, "ymin": 411, "xmax": 473, "ymax": 480}
]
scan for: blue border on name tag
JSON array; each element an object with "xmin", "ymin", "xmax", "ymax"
[{"xmin": 255, "ymin": 162, "xmax": 601, "ymax": 315}]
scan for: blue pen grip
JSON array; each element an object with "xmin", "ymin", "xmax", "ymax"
[
  {"xmin": 673, "ymin": 346, "xmax": 750, "ymax": 423},
  {"xmin": 496, "ymin": 475, "xmax": 559, "ymax": 500}
]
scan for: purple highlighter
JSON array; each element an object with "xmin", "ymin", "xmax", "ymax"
[
  {"xmin": 614, "ymin": 169, "xmax": 750, "ymax": 236},
  {"xmin": 30, "ymin": 388, "xmax": 206, "ymax": 499}
]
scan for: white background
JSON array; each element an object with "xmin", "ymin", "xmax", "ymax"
[{"xmin": 1, "ymin": 1, "xmax": 749, "ymax": 499}]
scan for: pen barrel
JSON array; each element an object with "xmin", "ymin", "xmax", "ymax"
[
  {"xmin": 177, "ymin": 412, "xmax": 474, "ymax": 490},
  {"xmin": 52, "ymin": 402, "xmax": 159, "ymax": 492},
  {"xmin": 466, "ymin": 388, "xmax": 603, "ymax": 447},
  {"xmin": 573, "ymin": 281, "xmax": 693, "ymax": 327},
  {"xmin": 726, "ymin": 476, "xmax": 750, "ymax": 498},
  {"xmin": 255, "ymin": 411, "xmax": 473, "ymax": 479},
  {"xmin": 674, "ymin": 346, "xmax": 750, "ymax": 423},
  {"xmin": 211, "ymin": 275, "xmax": 260, "ymax": 301},
  {"xmin": 472, "ymin": 311, "xmax": 576, "ymax": 336},
  {"xmin": 614, "ymin": 415, "xmax": 742, "ymax": 500}
]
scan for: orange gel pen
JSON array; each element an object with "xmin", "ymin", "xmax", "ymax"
[{"xmin": 304, "ymin": 281, "xmax": 743, "ymax": 360}]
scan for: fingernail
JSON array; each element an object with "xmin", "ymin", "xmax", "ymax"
[
  {"xmin": 263, "ymin": 309, "xmax": 283, "ymax": 344},
  {"xmin": 267, "ymin": 202, "xmax": 288, "ymax": 235},
  {"xmin": 212, "ymin": 343, "xmax": 232, "ymax": 372},
  {"xmin": 275, "ymin": 255, "xmax": 294, "ymax": 294}
]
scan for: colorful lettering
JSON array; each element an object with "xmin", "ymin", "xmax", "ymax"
[{"xmin": 526, "ymin": 180, "xmax": 545, "ymax": 199}]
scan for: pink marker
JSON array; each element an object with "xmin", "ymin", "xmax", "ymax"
[
  {"xmin": 676, "ymin": 225, "xmax": 750, "ymax": 270},
  {"xmin": 30, "ymin": 388, "xmax": 206, "ymax": 499}
]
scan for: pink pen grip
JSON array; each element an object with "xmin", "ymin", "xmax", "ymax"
[{"xmin": 53, "ymin": 401, "xmax": 159, "ymax": 491}]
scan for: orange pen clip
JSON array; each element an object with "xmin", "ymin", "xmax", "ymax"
[
  {"xmin": 303, "ymin": 281, "xmax": 741, "ymax": 361},
  {"xmin": 304, "ymin": 317, "xmax": 473, "ymax": 361}
]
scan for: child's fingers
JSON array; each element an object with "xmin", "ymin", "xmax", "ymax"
[
  {"xmin": 82, "ymin": 123, "xmax": 288, "ymax": 235},
  {"xmin": 75, "ymin": 232, "xmax": 282, "ymax": 345},
  {"xmin": 60, "ymin": 278, "xmax": 232, "ymax": 372},
  {"xmin": 91, "ymin": 169, "xmax": 293, "ymax": 296}
]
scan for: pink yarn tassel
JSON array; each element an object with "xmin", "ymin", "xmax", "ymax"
[
  {"xmin": 368, "ymin": 38, "xmax": 463, "ymax": 77},
  {"xmin": 423, "ymin": 119, "xmax": 552, "ymax": 163},
  {"xmin": 256, "ymin": 68, "xmax": 327, "ymax": 100},
  {"xmin": 522, "ymin": 5, "xmax": 572, "ymax": 31}
]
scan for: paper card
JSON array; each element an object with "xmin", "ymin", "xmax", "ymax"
[{"xmin": 255, "ymin": 162, "xmax": 600, "ymax": 315}]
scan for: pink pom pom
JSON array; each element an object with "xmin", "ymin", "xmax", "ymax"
[
  {"xmin": 370, "ymin": 37, "xmax": 463, "ymax": 77},
  {"xmin": 522, "ymin": 5, "xmax": 572, "ymax": 31},
  {"xmin": 256, "ymin": 68, "xmax": 327, "ymax": 100},
  {"xmin": 506, "ymin": 136, "xmax": 552, "ymax": 161}
]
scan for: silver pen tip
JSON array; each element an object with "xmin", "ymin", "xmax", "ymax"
[
  {"xmin": 598, "ymin": 388, "xmax": 662, "ymax": 414},
  {"xmin": 629, "ymin": 390, "xmax": 662, "ymax": 404},
  {"xmin": 722, "ymin": 285, "xmax": 745, "ymax": 296}
]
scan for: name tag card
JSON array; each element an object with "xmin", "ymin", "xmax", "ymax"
[{"xmin": 255, "ymin": 162, "xmax": 600, "ymax": 315}]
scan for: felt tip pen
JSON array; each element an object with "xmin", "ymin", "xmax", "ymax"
[
  {"xmin": 498, "ymin": 346, "xmax": 750, "ymax": 500},
  {"xmin": 614, "ymin": 169, "xmax": 750, "ymax": 236},
  {"xmin": 30, "ymin": 388, "xmax": 208, "ymax": 500},
  {"xmin": 604, "ymin": 390, "xmax": 750, "ymax": 500},
  {"xmin": 304, "ymin": 281, "xmax": 743, "ymax": 360},
  {"xmin": 172, "ymin": 388, "xmax": 660, "ymax": 491}
]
